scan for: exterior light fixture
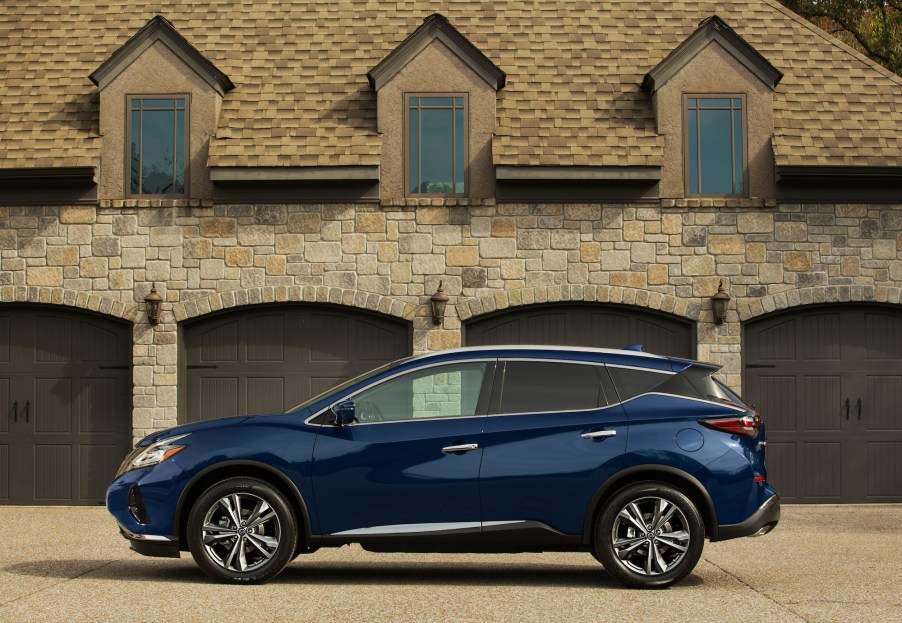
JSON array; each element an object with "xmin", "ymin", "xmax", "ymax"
[
  {"xmin": 430, "ymin": 281, "xmax": 449, "ymax": 326},
  {"xmin": 144, "ymin": 283, "xmax": 163, "ymax": 326},
  {"xmin": 712, "ymin": 280, "xmax": 730, "ymax": 325}
]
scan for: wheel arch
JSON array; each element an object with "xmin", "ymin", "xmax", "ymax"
[
  {"xmin": 582, "ymin": 465, "xmax": 719, "ymax": 545},
  {"xmin": 174, "ymin": 460, "xmax": 312, "ymax": 550}
]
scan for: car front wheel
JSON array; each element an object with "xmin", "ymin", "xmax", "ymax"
[
  {"xmin": 187, "ymin": 477, "xmax": 297, "ymax": 583},
  {"xmin": 594, "ymin": 482, "xmax": 704, "ymax": 588}
]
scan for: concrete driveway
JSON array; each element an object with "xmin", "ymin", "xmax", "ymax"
[{"xmin": 1, "ymin": 505, "xmax": 900, "ymax": 623}]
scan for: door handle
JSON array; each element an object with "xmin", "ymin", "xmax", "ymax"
[
  {"xmin": 844, "ymin": 398, "xmax": 850, "ymax": 421},
  {"xmin": 857, "ymin": 398, "xmax": 862, "ymax": 422},
  {"xmin": 11, "ymin": 400, "xmax": 17, "ymax": 423},
  {"xmin": 24, "ymin": 400, "xmax": 29, "ymax": 423},
  {"xmin": 442, "ymin": 443, "xmax": 479, "ymax": 454},
  {"xmin": 581, "ymin": 430, "xmax": 617, "ymax": 439}
]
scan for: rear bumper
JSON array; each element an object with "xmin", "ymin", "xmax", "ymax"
[{"xmin": 715, "ymin": 493, "xmax": 780, "ymax": 541}]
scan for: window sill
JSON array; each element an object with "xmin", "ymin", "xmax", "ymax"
[
  {"xmin": 99, "ymin": 198, "xmax": 213, "ymax": 208},
  {"xmin": 661, "ymin": 198, "xmax": 777, "ymax": 208},
  {"xmin": 382, "ymin": 198, "xmax": 496, "ymax": 207}
]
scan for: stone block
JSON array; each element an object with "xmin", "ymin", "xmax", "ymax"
[
  {"xmin": 737, "ymin": 213, "xmax": 774, "ymax": 233},
  {"xmin": 873, "ymin": 239, "xmax": 897, "ymax": 260},
  {"xmin": 324, "ymin": 271, "xmax": 357, "ymax": 288},
  {"xmin": 109, "ymin": 270, "xmax": 133, "ymax": 290},
  {"xmin": 149, "ymin": 226, "xmax": 182, "ymax": 247},
  {"xmin": 601, "ymin": 250, "xmax": 630, "ymax": 271},
  {"xmin": 112, "ymin": 215, "xmax": 137, "ymax": 236},
  {"xmin": 759, "ymin": 263, "xmax": 784, "ymax": 284},
  {"xmin": 611, "ymin": 272, "xmax": 647, "ymax": 288},
  {"xmin": 662, "ymin": 214, "xmax": 682, "ymax": 234},
  {"xmin": 275, "ymin": 234, "xmax": 303, "ymax": 255},
  {"xmin": 630, "ymin": 242, "xmax": 655, "ymax": 263},
  {"xmin": 432, "ymin": 225, "xmax": 462, "ymax": 246},
  {"xmin": 479, "ymin": 238, "xmax": 516, "ymax": 258},
  {"xmin": 462, "ymin": 267, "xmax": 487, "ymax": 288},
  {"xmin": 783, "ymin": 251, "xmax": 812, "ymax": 272},
  {"xmin": 542, "ymin": 250, "xmax": 567, "ymax": 271},
  {"xmin": 500, "ymin": 259, "xmax": 526, "ymax": 279},
  {"xmin": 491, "ymin": 217, "xmax": 516, "ymax": 237},
  {"xmin": 623, "ymin": 221, "xmax": 644, "ymax": 241},
  {"xmin": 708, "ymin": 235, "xmax": 745, "ymax": 255},
  {"xmin": 240, "ymin": 268, "xmax": 266, "ymax": 288},
  {"xmin": 67, "ymin": 224, "xmax": 92, "ymax": 245},
  {"xmin": 446, "ymin": 246, "xmax": 479, "ymax": 266},
  {"xmin": 564, "ymin": 204, "xmax": 601, "ymax": 220},
  {"xmin": 399, "ymin": 233, "xmax": 432, "ymax": 254},
  {"xmin": 288, "ymin": 213, "xmax": 322, "ymax": 234},
  {"xmin": 746, "ymin": 243, "xmax": 766, "ymax": 263},
  {"xmin": 648, "ymin": 264, "xmax": 668, "ymax": 285},
  {"xmin": 225, "ymin": 247, "xmax": 254, "ymax": 266},
  {"xmin": 391, "ymin": 262, "xmax": 411, "ymax": 283},
  {"xmin": 580, "ymin": 242, "xmax": 601, "ymax": 263},
  {"xmin": 201, "ymin": 217, "xmax": 237, "ymax": 237},
  {"xmin": 92, "ymin": 236, "xmax": 120, "ymax": 256},
  {"xmin": 417, "ymin": 207, "xmax": 448, "ymax": 225},
  {"xmin": 18, "ymin": 237, "xmax": 46, "ymax": 257},
  {"xmin": 412, "ymin": 254, "xmax": 445, "ymax": 275},
  {"xmin": 59, "ymin": 206, "xmax": 96, "ymax": 223},
  {"xmin": 27, "ymin": 267, "xmax": 62, "ymax": 286},
  {"xmin": 237, "ymin": 226, "xmax": 274, "ymax": 247},
  {"xmin": 265, "ymin": 256, "xmax": 286, "ymax": 275},
  {"xmin": 305, "ymin": 242, "xmax": 342, "ymax": 263},
  {"xmin": 341, "ymin": 234, "xmax": 367, "ymax": 254},
  {"xmin": 551, "ymin": 229, "xmax": 580, "ymax": 249},
  {"xmin": 183, "ymin": 238, "xmax": 212, "ymax": 259},
  {"xmin": 775, "ymin": 222, "xmax": 807, "ymax": 242},
  {"xmin": 377, "ymin": 242, "xmax": 399, "ymax": 262},
  {"xmin": 841, "ymin": 256, "xmax": 860, "ymax": 276},
  {"xmin": 254, "ymin": 205, "xmax": 287, "ymax": 225},
  {"xmin": 355, "ymin": 212, "xmax": 384, "ymax": 233},
  {"xmin": 47, "ymin": 246, "xmax": 79, "ymax": 266},
  {"xmin": 682, "ymin": 255, "xmax": 715, "ymax": 276},
  {"xmin": 517, "ymin": 230, "xmax": 549, "ymax": 249},
  {"xmin": 0, "ymin": 230, "xmax": 16, "ymax": 249},
  {"xmin": 682, "ymin": 226, "xmax": 707, "ymax": 247},
  {"xmin": 80, "ymin": 257, "xmax": 108, "ymax": 278},
  {"xmin": 145, "ymin": 260, "xmax": 172, "ymax": 282}
]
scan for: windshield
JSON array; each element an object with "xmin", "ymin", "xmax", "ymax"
[{"xmin": 285, "ymin": 357, "xmax": 412, "ymax": 413}]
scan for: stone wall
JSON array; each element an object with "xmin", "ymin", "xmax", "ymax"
[{"xmin": 1, "ymin": 199, "xmax": 900, "ymax": 440}]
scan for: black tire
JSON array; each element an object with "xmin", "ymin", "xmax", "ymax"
[
  {"xmin": 594, "ymin": 482, "xmax": 704, "ymax": 589},
  {"xmin": 187, "ymin": 477, "xmax": 297, "ymax": 584}
]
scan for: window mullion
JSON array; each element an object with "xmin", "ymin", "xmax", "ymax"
[{"xmin": 730, "ymin": 102, "xmax": 736, "ymax": 194}]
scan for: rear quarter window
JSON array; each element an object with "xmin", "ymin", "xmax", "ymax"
[
  {"xmin": 499, "ymin": 361, "xmax": 606, "ymax": 414},
  {"xmin": 606, "ymin": 365, "xmax": 673, "ymax": 401}
]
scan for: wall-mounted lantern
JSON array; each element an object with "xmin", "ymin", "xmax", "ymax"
[
  {"xmin": 430, "ymin": 281, "xmax": 449, "ymax": 326},
  {"xmin": 144, "ymin": 283, "xmax": 163, "ymax": 326},
  {"xmin": 712, "ymin": 280, "xmax": 730, "ymax": 324}
]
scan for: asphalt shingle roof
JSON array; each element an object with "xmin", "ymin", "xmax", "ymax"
[{"xmin": 1, "ymin": 1, "xmax": 900, "ymax": 170}]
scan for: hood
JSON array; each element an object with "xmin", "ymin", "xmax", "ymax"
[{"xmin": 136, "ymin": 415, "xmax": 251, "ymax": 447}]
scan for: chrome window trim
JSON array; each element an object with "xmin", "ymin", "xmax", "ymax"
[{"xmin": 605, "ymin": 363, "xmax": 676, "ymax": 375}]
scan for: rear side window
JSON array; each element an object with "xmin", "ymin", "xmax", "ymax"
[
  {"xmin": 606, "ymin": 366, "xmax": 673, "ymax": 401},
  {"xmin": 499, "ymin": 361, "xmax": 605, "ymax": 414}
]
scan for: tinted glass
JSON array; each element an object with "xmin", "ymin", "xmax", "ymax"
[
  {"xmin": 130, "ymin": 97, "xmax": 187, "ymax": 195},
  {"xmin": 499, "ymin": 361, "xmax": 603, "ymax": 414},
  {"xmin": 687, "ymin": 97, "xmax": 743, "ymax": 195},
  {"xmin": 607, "ymin": 366, "xmax": 671, "ymax": 401},
  {"xmin": 353, "ymin": 362, "xmax": 487, "ymax": 422},
  {"xmin": 407, "ymin": 96, "xmax": 465, "ymax": 194}
]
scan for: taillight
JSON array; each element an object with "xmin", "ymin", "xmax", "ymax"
[{"xmin": 699, "ymin": 411, "xmax": 761, "ymax": 437}]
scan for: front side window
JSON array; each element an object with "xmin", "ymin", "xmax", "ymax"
[
  {"xmin": 351, "ymin": 362, "xmax": 487, "ymax": 423},
  {"xmin": 129, "ymin": 96, "xmax": 188, "ymax": 195},
  {"xmin": 406, "ymin": 95, "xmax": 467, "ymax": 195},
  {"xmin": 685, "ymin": 95, "xmax": 745, "ymax": 196}
]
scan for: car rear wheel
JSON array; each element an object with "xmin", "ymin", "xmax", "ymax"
[
  {"xmin": 595, "ymin": 482, "xmax": 704, "ymax": 588},
  {"xmin": 187, "ymin": 477, "xmax": 297, "ymax": 583}
]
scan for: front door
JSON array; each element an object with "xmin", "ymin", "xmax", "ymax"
[{"xmin": 312, "ymin": 360, "xmax": 493, "ymax": 536}]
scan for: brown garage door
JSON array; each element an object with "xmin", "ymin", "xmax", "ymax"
[
  {"xmin": 182, "ymin": 305, "xmax": 411, "ymax": 422},
  {"xmin": 745, "ymin": 305, "xmax": 902, "ymax": 503},
  {"xmin": 0, "ymin": 306, "xmax": 131, "ymax": 505},
  {"xmin": 464, "ymin": 303, "xmax": 695, "ymax": 358}
]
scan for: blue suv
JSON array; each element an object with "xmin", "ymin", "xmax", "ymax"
[{"xmin": 107, "ymin": 346, "xmax": 779, "ymax": 588}]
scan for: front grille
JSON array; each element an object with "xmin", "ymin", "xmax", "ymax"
[{"xmin": 127, "ymin": 484, "xmax": 150, "ymax": 525}]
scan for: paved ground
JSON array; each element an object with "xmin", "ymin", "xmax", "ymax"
[{"xmin": 1, "ymin": 505, "xmax": 900, "ymax": 623}]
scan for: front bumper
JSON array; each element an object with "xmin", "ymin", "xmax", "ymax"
[
  {"xmin": 715, "ymin": 493, "xmax": 780, "ymax": 541},
  {"xmin": 118, "ymin": 523, "xmax": 181, "ymax": 558}
]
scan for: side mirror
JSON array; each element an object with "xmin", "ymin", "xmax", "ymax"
[{"xmin": 330, "ymin": 400, "xmax": 356, "ymax": 426}]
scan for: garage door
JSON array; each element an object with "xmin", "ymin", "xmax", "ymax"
[
  {"xmin": 182, "ymin": 305, "xmax": 411, "ymax": 422},
  {"xmin": 464, "ymin": 303, "xmax": 695, "ymax": 358},
  {"xmin": 745, "ymin": 305, "xmax": 902, "ymax": 503},
  {"xmin": 0, "ymin": 306, "xmax": 131, "ymax": 505}
]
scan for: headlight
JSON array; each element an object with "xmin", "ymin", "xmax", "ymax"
[{"xmin": 117, "ymin": 434, "xmax": 190, "ymax": 476}]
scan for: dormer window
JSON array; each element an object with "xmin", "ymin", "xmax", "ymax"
[
  {"xmin": 685, "ymin": 95, "xmax": 746, "ymax": 196},
  {"xmin": 406, "ymin": 94, "xmax": 468, "ymax": 195},
  {"xmin": 128, "ymin": 96, "xmax": 189, "ymax": 196}
]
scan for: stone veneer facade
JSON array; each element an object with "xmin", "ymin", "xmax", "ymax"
[{"xmin": 2, "ymin": 198, "xmax": 901, "ymax": 441}]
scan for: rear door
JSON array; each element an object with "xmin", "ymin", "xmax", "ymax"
[
  {"xmin": 478, "ymin": 360, "xmax": 628, "ymax": 536},
  {"xmin": 312, "ymin": 360, "xmax": 493, "ymax": 536}
]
